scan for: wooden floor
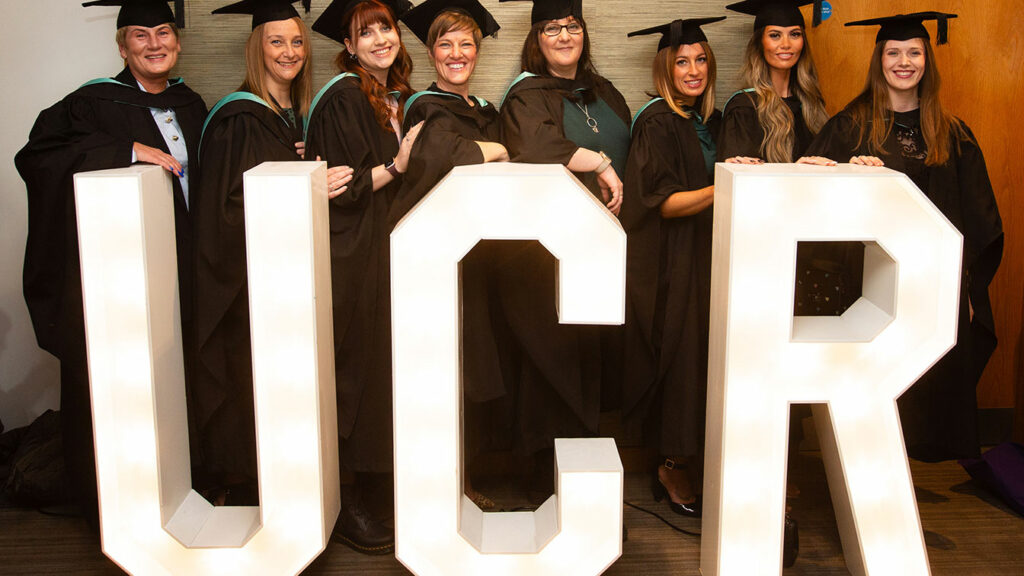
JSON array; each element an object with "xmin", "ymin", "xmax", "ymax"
[{"xmin": 2, "ymin": 452, "xmax": 1022, "ymax": 575}]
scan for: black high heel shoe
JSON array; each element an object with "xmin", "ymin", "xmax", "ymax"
[{"xmin": 651, "ymin": 460, "xmax": 702, "ymax": 518}]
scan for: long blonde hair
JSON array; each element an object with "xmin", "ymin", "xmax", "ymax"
[
  {"xmin": 847, "ymin": 40, "xmax": 964, "ymax": 166},
  {"xmin": 241, "ymin": 17, "xmax": 313, "ymax": 118},
  {"xmin": 740, "ymin": 27, "xmax": 828, "ymax": 162},
  {"xmin": 652, "ymin": 41, "xmax": 716, "ymax": 121}
]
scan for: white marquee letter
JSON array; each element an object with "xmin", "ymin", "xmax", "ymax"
[
  {"xmin": 76, "ymin": 163, "xmax": 339, "ymax": 575},
  {"xmin": 391, "ymin": 164, "xmax": 625, "ymax": 575},
  {"xmin": 701, "ymin": 164, "xmax": 963, "ymax": 576}
]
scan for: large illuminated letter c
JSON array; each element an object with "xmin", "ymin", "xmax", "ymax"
[{"xmin": 391, "ymin": 163, "xmax": 626, "ymax": 576}]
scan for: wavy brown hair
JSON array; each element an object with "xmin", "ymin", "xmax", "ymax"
[
  {"xmin": 740, "ymin": 26, "xmax": 828, "ymax": 162},
  {"xmin": 336, "ymin": 0, "xmax": 414, "ymax": 132},
  {"xmin": 240, "ymin": 18, "xmax": 313, "ymax": 118},
  {"xmin": 845, "ymin": 39, "xmax": 965, "ymax": 166},
  {"xmin": 652, "ymin": 41, "xmax": 716, "ymax": 121}
]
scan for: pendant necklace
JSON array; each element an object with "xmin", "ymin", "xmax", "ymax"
[{"xmin": 575, "ymin": 101, "xmax": 600, "ymax": 134}]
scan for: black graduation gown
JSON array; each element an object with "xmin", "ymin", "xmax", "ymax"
[
  {"xmin": 717, "ymin": 89, "xmax": 813, "ymax": 162},
  {"xmin": 498, "ymin": 73, "xmax": 632, "ymax": 453},
  {"xmin": 390, "ymin": 84, "xmax": 510, "ymax": 456},
  {"xmin": 388, "ymin": 84, "xmax": 499, "ymax": 228},
  {"xmin": 620, "ymin": 99, "xmax": 719, "ymax": 457},
  {"xmin": 807, "ymin": 108, "xmax": 1004, "ymax": 461},
  {"xmin": 14, "ymin": 67, "xmax": 206, "ymax": 517},
  {"xmin": 501, "ymin": 73, "xmax": 632, "ymax": 197},
  {"xmin": 192, "ymin": 93, "xmax": 302, "ymax": 483},
  {"xmin": 304, "ymin": 74, "xmax": 401, "ymax": 472}
]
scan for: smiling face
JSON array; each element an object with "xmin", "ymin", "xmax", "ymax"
[
  {"xmin": 431, "ymin": 27, "xmax": 478, "ymax": 94},
  {"xmin": 345, "ymin": 20, "xmax": 402, "ymax": 80},
  {"xmin": 262, "ymin": 18, "xmax": 306, "ymax": 90},
  {"xmin": 538, "ymin": 17, "xmax": 584, "ymax": 79},
  {"xmin": 881, "ymin": 38, "xmax": 926, "ymax": 97},
  {"xmin": 673, "ymin": 43, "xmax": 708, "ymax": 103},
  {"xmin": 119, "ymin": 24, "xmax": 180, "ymax": 85},
  {"xmin": 761, "ymin": 25, "xmax": 803, "ymax": 71}
]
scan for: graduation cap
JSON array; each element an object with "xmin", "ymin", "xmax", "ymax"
[
  {"xmin": 845, "ymin": 12, "xmax": 958, "ymax": 46},
  {"xmin": 498, "ymin": 0, "xmax": 583, "ymax": 26},
  {"xmin": 725, "ymin": 0, "xmax": 824, "ymax": 29},
  {"xmin": 312, "ymin": 0, "xmax": 413, "ymax": 44},
  {"xmin": 83, "ymin": 0, "xmax": 177, "ymax": 28},
  {"xmin": 212, "ymin": 0, "xmax": 311, "ymax": 29},
  {"xmin": 627, "ymin": 17, "xmax": 726, "ymax": 52},
  {"xmin": 402, "ymin": 0, "xmax": 500, "ymax": 45}
]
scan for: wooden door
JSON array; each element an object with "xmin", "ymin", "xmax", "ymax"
[{"xmin": 808, "ymin": 0, "xmax": 1023, "ymax": 437}]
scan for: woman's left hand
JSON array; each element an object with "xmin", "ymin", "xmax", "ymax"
[
  {"xmin": 796, "ymin": 156, "xmax": 837, "ymax": 166},
  {"xmin": 849, "ymin": 155, "xmax": 884, "ymax": 166},
  {"xmin": 319, "ymin": 156, "xmax": 354, "ymax": 199},
  {"xmin": 295, "ymin": 141, "xmax": 306, "ymax": 159},
  {"xmin": 395, "ymin": 121, "xmax": 425, "ymax": 173},
  {"xmin": 598, "ymin": 165, "xmax": 623, "ymax": 216}
]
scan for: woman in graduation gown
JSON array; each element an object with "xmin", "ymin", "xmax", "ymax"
[
  {"xmin": 719, "ymin": 0, "xmax": 829, "ymax": 164},
  {"xmin": 495, "ymin": 0, "xmax": 630, "ymax": 497},
  {"xmin": 806, "ymin": 12, "xmax": 1003, "ymax": 461},
  {"xmin": 193, "ymin": 0, "xmax": 353, "ymax": 504},
  {"xmin": 15, "ymin": 0, "xmax": 206, "ymax": 528},
  {"xmin": 721, "ymin": 3, "xmax": 855, "ymax": 320},
  {"xmin": 304, "ymin": 0, "xmax": 420, "ymax": 553},
  {"xmin": 394, "ymin": 0, "xmax": 508, "ymax": 508},
  {"xmin": 389, "ymin": 0, "xmax": 506, "ymax": 226},
  {"xmin": 621, "ymin": 16, "xmax": 725, "ymax": 518}
]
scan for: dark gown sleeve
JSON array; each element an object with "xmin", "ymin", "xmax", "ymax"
[
  {"xmin": 14, "ymin": 94, "xmax": 136, "ymax": 355},
  {"xmin": 389, "ymin": 99, "xmax": 485, "ymax": 228},
  {"xmin": 621, "ymin": 106, "xmax": 715, "ymax": 455},
  {"xmin": 717, "ymin": 93, "xmax": 764, "ymax": 161},
  {"xmin": 306, "ymin": 85, "xmax": 395, "ymax": 211},
  {"xmin": 956, "ymin": 125, "xmax": 1004, "ymax": 375},
  {"xmin": 621, "ymin": 109, "xmax": 706, "ymax": 407},
  {"xmin": 192, "ymin": 111, "xmax": 297, "ymax": 429},
  {"xmin": 501, "ymin": 87, "xmax": 579, "ymax": 165},
  {"xmin": 805, "ymin": 111, "xmax": 861, "ymax": 161},
  {"xmin": 622, "ymin": 111, "xmax": 689, "ymax": 349},
  {"xmin": 304, "ymin": 84, "xmax": 399, "ymax": 446}
]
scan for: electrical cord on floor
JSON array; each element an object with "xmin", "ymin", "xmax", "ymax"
[
  {"xmin": 479, "ymin": 502, "xmax": 701, "ymax": 538},
  {"xmin": 624, "ymin": 500, "xmax": 702, "ymax": 537}
]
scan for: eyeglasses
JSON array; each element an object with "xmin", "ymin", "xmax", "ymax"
[{"xmin": 542, "ymin": 22, "xmax": 584, "ymax": 36}]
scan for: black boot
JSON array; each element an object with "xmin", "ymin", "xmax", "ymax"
[
  {"xmin": 332, "ymin": 483, "xmax": 394, "ymax": 555},
  {"xmin": 783, "ymin": 512, "xmax": 799, "ymax": 567}
]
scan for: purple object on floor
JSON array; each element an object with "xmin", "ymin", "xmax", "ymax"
[{"xmin": 960, "ymin": 442, "xmax": 1024, "ymax": 517}]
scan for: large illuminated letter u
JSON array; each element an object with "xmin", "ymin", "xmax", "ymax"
[{"xmin": 75, "ymin": 163, "xmax": 339, "ymax": 575}]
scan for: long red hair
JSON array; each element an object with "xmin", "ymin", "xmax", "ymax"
[{"xmin": 335, "ymin": 0, "xmax": 414, "ymax": 132}]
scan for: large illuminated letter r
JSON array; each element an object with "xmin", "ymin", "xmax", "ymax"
[{"xmin": 701, "ymin": 164, "xmax": 963, "ymax": 576}]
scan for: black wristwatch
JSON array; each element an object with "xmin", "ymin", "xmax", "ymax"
[{"xmin": 385, "ymin": 157, "xmax": 401, "ymax": 178}]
